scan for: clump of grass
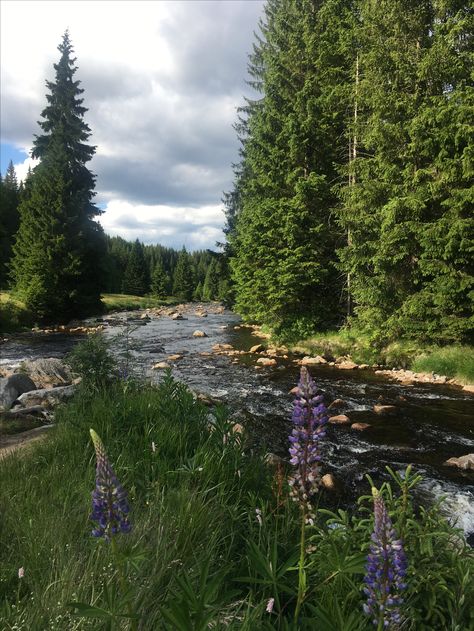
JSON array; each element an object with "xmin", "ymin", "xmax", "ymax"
[
  {"xmin": 101, "ymin": 293, "xmax": 179, "ymax": 313},
  {"xmin": 0, "ymin": 291, "xmax": 34, "ymax": 333},
  {"xmin": 412, "ymin": 346, "xmax": 474, "ymax": 384}
]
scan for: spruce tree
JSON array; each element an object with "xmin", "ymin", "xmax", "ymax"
[
  {"xmin": 122, "ymin": 239, "xmax": 149, "ymax": 296},
  {"xmin": 229, "ymin": 0, "xmax": 352, "ymax": 338},
  {"xmin": 10, "ymin": 31, "xmax": 104, "ymax": 320},
  {"xmin": 202, "ymin": 259, "xmax": 220, "ymax": 301},
  {"xmin": 338, "ymin": 0, "xmax": 473, "ymax": 343},
  {"xmin": 172, "ymin": 248, "xmax": 194, "ymax": 301},
  {"xmin": 0, "ymin": 161, "xmax": 20, "ymax": 288},
  {"xmin": 150, "ymin": 261, "xmax": 169, "ymax": 299}
]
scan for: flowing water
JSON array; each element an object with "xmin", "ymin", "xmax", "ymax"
[{"xmin": 2, "ymin": 306, "xmax": 474, "ymax": 540}]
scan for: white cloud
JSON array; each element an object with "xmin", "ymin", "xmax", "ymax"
[
  {"xmin": 99, "ymin": 199, "xmax": 225, "ymax": 250},
  {"xmin": 1, "ymin": 0, "xmax": 264, "ymax": 249}
]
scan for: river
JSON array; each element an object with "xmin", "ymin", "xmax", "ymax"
[{"xmin": 1, "ymin": 305, "xmax": 474, "ymax": 541}]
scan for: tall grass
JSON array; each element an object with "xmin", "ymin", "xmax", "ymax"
[
  {"xmin": 101, "ymin": 294, "xmax": 179, "ymax": 313},
  {"xmin": 412, "ymin": 346, "xmax": 474, "ymax": 384},
  {"xmin": 1, "ymin": 373, "xmax": 473, "ymax": 630},
  {"xmin": 0, "ymin": 291, "xmax": 34, "ymax": 333}
]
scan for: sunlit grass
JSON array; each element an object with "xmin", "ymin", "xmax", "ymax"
[
  {"xmin": 101, "ymin": 293, "xmax": 179, "ymax": 312},
  {"xmin": 412, "ymin": 346, "xmax": 474, "ymax": 384},
  {"xmin": 0, "ymin": 291, "xmax": 34, "ymax": 333}
]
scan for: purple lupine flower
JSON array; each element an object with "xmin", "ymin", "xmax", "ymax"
[
  {"xmin": 90, "ymin": 429, "xmax": 131, "ymax": 540},
  {"xmin": 363, "ymin": 488, "xmax": 407, "ymax": 628},
  {"xmin": 288, "ymin": 367, "xmax": 327, "ymax": 514}
]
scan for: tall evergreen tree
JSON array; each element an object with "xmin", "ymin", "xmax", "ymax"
[
  {"xmin": 202, "ymin": 258, "xmax": 220, "ymax": 301},
  {"xmin": 0, "ymin": 161, "xmax": 20, "ymax": 288},
  {"xmin": 229, "ymin": 0, "xmax": 353, "ymax": 338},
  {"xmin": 338, "ymin": 0, "xmax": 473, "ymax": 343},
  {"xmin": 122, "ymin": 239, "xmax": 149, "ymax": 296},
  {"xmin": 172, "ymin": 247, "xmax": 194, "ymax": 301},
  {"xmin": 10, "ymin": 31, "xmax": 104, "ymax": 320},
  {"xmin": 150, "ymin": 260, "xmax": 169, "ymax": 299}
]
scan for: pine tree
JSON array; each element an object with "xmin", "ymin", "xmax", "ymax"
[
  {"xmin": 0, "ymin": 161, "xmax": 20, "ymax": 288},
  {"xmin": 122, "ymin": 239, "xmax": 149, "ymax": 296},
  {"xmin": 202, "ymin": 259, "xmax": 220, "ymax": 301},
  {"xmin": 229, "ymin": 0, "xmax": 352, "ymax": 338},
  {"xmin": 338, "ymin": 0, "xmax": 473, "ymax": 343},
  {"xmin": 10, "ymin": 31, "xmax": 104, "ymax": 320},
  {"xmin": 150, "ymin": 261, "xmax": 169, "ymax": 299},
  {"xmin": 172, "ymin": 248, "xmax": 194, "ymax": 301}
]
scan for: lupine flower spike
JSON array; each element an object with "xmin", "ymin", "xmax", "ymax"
[
  {"xmin": 363, "ymin": 487, "xmax": 407, "ymax": 629},
  {"xmin": 288, "ymin": 366, "xmax": 328, "ymax": 520},
  {"xmin": 90, "ymin": 429, "xmax": 131, "ymax": 540}
]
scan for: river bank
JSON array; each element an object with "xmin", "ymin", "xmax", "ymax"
[
  {"xmin": 2, "ymin": 375, "xmax": 472, "ymax": 630},
  {"xmin": 1, "ymin": 303, "xmax": 473, "ymax": 540}
]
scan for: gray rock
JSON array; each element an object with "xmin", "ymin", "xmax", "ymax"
[
  {"xmin": 444, "ymin": 454, "xmax": 474, "ymax": 470},
  {"xmin": 0, "ymin": 374, "xmax": 37, "ymax": 410},
  {"xmin": 18, "ymin": 358, "xmax": 73, "ymax": 387},
  {"xmin": 15, "ymin": 385, "xmax": 76, "ymax": 408}
]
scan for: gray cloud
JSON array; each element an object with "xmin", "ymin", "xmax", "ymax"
[{"xmin": 1, "ymin": 0, "xmax": 265, "ymax": 249}]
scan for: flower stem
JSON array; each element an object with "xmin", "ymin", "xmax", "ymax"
[
  {"xmin": 294, "ymin": 505, "xmax": 307, "ymax": 623},
  {"xmin": 111, "ymin": 536, "xmax": 137, "ymax": 631}
]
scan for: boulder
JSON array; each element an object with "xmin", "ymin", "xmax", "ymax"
[
  {"xmin": 321, "ymin": 473, "xmax": 338, "ymax": 491},
  {"xmin": 351, "ymin": 422, "xmax": 371, "ymax": 431},
  {"xmin": 328, "ymin": 414, "xmax": 351, "ymax": 425},
  {"xmin": 373, "ymin": 404, "xmax": 397, "ymax": 415},
  {"xmin": 193, "ymin": 330, "xmax": 208, "ymax": 338},
  {"xmin": 328, "ymin": 398, "xmax": 345, "ymax": 409},
  {"xmin": 0, "ymin": 374, "xmax": 37, "ymax": 411},
  {"xmin": 18, "ymin": 357, "xmax": 73, "ymax": 387},
  {"xmin": 212, "ymin": 343, "xmax": 234, "ymax": 352},
  {"xmin": 462, "ymin": 385, "xmax": 474, "ymax": 394},
  {"xmin": 444, "ymin": 454, "xmax": 474, "ymax": 470},
  {"xmin": 167, "ymin": 354, "xmax": 183, "ymax": 361},
  {"xmin": 256, "ymin": 357, "xmax": 277, "ymax": 367},
  {"xmin": 301, "ymin": 355, "xmax": 327, "ymax": 366},
  {"xmin": 15, "ymin": 384, "xmax": 76, "ymax": 408},
  {"xmin": 250, "ymin": 343, "xmax": 265, "ymax": 353},
  {"xmin": 171, "ymin": 313, "xmax": 184, "ymax": 320},
  {"xmin": 337, "ymin": 361, "xmax": 359, "ymax": 370},
  {"xmin": 152, "ymin": 362, "xmax": 170, "ymax": 370},
  {"xmin": 195, "ymin": 310, "xmax": 207, "ymax": 317}
]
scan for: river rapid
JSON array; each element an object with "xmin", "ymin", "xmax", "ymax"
[{"xmin": 1, "ymin": 305, "xmax": 474, "ymax": 541}]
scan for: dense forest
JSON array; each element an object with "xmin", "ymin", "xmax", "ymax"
[
  {"xmin": 0, "ymin": 166, "xmax": 229, "ymax": 304},
  {"xmin": 225, "ymin": 0, "xmax": 473, "ymax": 344}
]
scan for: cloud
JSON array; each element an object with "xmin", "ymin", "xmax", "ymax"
[
  {"xmin": 99, "ymin": 200, "xmax": 225, "ymax": 250},
  {"xmin": 0, "ymin": 0, "xmax": 264, "ymax": 249}
]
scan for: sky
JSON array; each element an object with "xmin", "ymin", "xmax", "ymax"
[{"xmin": 0, "ymin": 0, "xmax": 264, "ymax": 250}]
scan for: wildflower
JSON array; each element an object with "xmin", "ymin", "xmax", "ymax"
[
  {"xmin": 288, "ymin": 367, "xmax": 327, "ymax": 511},
  {"xmin": 255, "ymin": 508, "xmax": 263, "ymax": 526},
  {"xmin": 363, "ymin": 488, "xmax": 407, "ymax": 628},
  {"xmin": 266, "ymin": 597, "xmax": 275, "ymax": 613},
  {"xmin": 18, "ymin": 567, "xmax": 24, "ymax": 579},
  {"xmin": 90, "ymin": 429, "xmax": 131, "ymax": 540}
]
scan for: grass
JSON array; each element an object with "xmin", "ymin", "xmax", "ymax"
[
  {"xmin": 412, "ymin": 346, "xmax": 474, "ymax": 385},
  {"xmin": 292, "ymin": 329, "xmax": 474, "ymax": 383},
  {"xmin": 101, "ymin": 294, "xmax": 180, "ymax": 313},
  {"xmin": 0, "ymin": 291, "xmax": 34, "ymax": 333},
  {"xmin": 1, "ymin": 370, "xmax": 473, "ymax": 630}
]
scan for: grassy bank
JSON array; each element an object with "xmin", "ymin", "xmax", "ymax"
[
  {"xmin": 291, "ymin": 329, "xmax": 474, "ymax": 384},
  {"xmin": 1, "ymin": 372, "xmax": 473, "ymax": 630},
  {"xmin": 101, "ymin": 293, "xmax": 180, "ymax": 313},
  {"xmin": 0, "ymin": 292, "xmax": 34, "ymax": 333}
]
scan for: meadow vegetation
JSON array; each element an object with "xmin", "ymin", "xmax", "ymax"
[{"xmin": 0, "ymin": 337, "xmax": 473, "ymax": 630}]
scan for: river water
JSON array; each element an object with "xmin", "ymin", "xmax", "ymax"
[{"xmin": 2, "ymin": 306, "xmax": 474, "ymax": 540}]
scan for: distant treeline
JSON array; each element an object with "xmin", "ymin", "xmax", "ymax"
[
  {"xmin": 0, "ymin": 166, "xmax": 230, "ymax": 303},
  {"xmin": 103, "ymin": 235, "xmax": 230, "ymax": 302},
  {"xmin": 225, "ymin": 0, "xmax": 473, "ymax": 344}
]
